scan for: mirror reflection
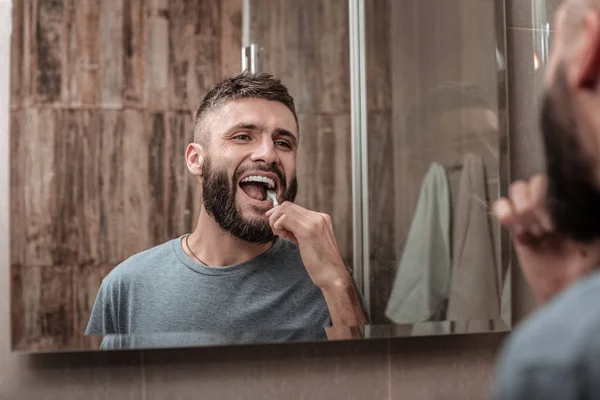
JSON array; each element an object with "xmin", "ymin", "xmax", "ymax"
[{"xmin": 10, "ymin": 0, "xmax": 510, "ymax": 352}]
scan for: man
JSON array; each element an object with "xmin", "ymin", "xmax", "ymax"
[
  {"xmin": 86, "ymin": 72, "xmax": 367, "ymax": 348},
  {"xmin": 492, "ymin": 0, "xmax": 600, "ymax": 398}
]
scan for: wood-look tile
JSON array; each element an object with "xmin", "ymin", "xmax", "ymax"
[
  {"xmin": 52, "ymin": 110, "xmax": 103, "ymax": 266},
  {"xmin": 72, "ymin": 263, "xmax": 116, "ymax": 350},
  {"xmin": 316, "ymin": 0, "xmax": 350, "ymax": 114},
  {"xmin": 194, "ymin": 0, "xmax": 222, "ymax": 98},
  {"xmin": 194, "ymin": 36, "xmax": 222, "ymax": 100},
  {"xmin": 365, "ymin": 0, "xmax": 391, "ymax": 112},
  {"xmin": 286, "ymin": 2, "xmax": 319, "ymax": 114},
  {"xmin": 10, "ymin": 0, "xmax": 24, "ymax": 107},
  {"xmin": 68, "ymin": 0, "xmax": 101, "ymax": 106},
  {"xmin": 10, "ymin": 110, "xmax": 26, "ymax": 266},
  {"xmin": 294, "ymin": 113, "xmax": 319, "ymax": 210},
  {"xmin": 367, "ymin": 111, "xmax": 396, "ymax": 262},
  {"xmin": 168, "ymin": 0, "xmax": 202, "ymax": 110},
  {"xmin": 99, "ymin": 0, "xmax": 124, "ymax": 107},
  {"xmin": 21, "ymin": 108, "xmax": 57, "ymax": 267},
  {"xmin": 367, "ymin": 111, "xmax": 395, "ymax": 323},
  {"xmin": 295, "ymin": 113, "xmax": 353, "ymax": 269},
  {"xmin": 147, "ymin": 111, "xmax": 168, "ymax": 243},
  {"xmin": 20, "ymin": 0, "xmax": 35, "ymax": 107},
  {"xmin": 196, "ymin": 0, "xmax": 221, "ymax": 37},
  {"xmin": 248, "ymin": 0, "xmax": 284, "ymax": 77},
  {"xmin": 145, "ymin": 0, "xmax": 170, "ymax": 109},
  {"xmin": 11, "ymin": 264, "xmax": 74, "ymax": 351},
  {"xmin": 163, "ymin": 111, "xmax": 201, "ymax": 238},
  {"xmin": 33, "ymin": 0, "xmax": 69, "ymax": 105},
  {"xmin": 122, "ymin": 0, "xmax": 146, "ymax": 107},
  {"xmin": 316, "ymin": 114, "xmax": 353, "ymax": 268},
  {"xmin": 143, "ymin": 340, "xmax": 389, "ymax": 400},
  {"xmin": 97, "ymin": 110, "xmax": 127, "ymax": 264},
  {"xmin": 219, "ymin": 0, "xmax": 243, "ymax": 78},
  {"xmin": 121, "ymin": 109, "xmax": 155, "ymax": 254}
]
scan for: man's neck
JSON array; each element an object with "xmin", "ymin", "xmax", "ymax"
[{"xmin": 184, "ymin": 209, "xmax": 274, "ymax": 267}]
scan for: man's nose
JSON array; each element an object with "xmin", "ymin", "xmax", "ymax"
[{"xmin": 250, "ymin": 139, "xmax": 279, "ymax": 165}]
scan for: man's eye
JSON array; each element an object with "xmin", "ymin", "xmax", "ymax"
[
  {"xmin": 235, "ymin": 134, "xmax": 251, "ymax": 141},
  {"xmin": 276, "ymin": 141, "xmax": 292, "ymax": 149}
]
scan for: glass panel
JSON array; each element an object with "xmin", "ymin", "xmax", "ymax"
[{"xmin": 365, "ymin": 0, "xmax": 510, "ymax": 330}]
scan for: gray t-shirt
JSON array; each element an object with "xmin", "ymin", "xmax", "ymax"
[
  {"xmin": 85, "ymin": 235, "xmax": 333, "ymax": 348},
  {"xmin": 493, "ymin": 270, "xmax": 600, "ymax": 400}
]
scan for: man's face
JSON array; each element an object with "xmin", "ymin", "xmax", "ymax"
[
  {"xmin": 199, "ymin": 98, "xmax": 299, "ymax": 244},
  {"xmin": 540, "ymin": 3, "xmax": 600, "ymax": 241}
]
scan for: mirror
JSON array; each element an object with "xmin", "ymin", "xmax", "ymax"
[{"xmin": 9, "ymin": 0, "xmax": 510, "ymax": 353}]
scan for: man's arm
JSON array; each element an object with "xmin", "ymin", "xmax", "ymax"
[
  {"xmin": 321, "ymin": 275, "xmax": 368, "ymax": 327},
  {"xmin": 265, "ymin": 202, "xmax": 368, "ymax": 329},
  {"xmin": 322, "ymin": 277, "xmax": 367, "ymax": 340}
]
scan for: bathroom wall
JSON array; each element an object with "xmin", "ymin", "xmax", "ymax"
[
  {"xmin": 0, "ymin": 0, "xmax": 554, "ymax": 398},
  {"xmin": 9, "ymin": 0, "xmax": 242, "ymax": 351}
]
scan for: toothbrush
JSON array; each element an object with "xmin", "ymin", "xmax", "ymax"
[{"xmin": 266, "ymin": 190, "xmax": 279, "ymax": 207}]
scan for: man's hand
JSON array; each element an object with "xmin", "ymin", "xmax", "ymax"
[
  {"xmin": 265, "ymin": 201, "xmax": 368, "ymax": 326},
  {"xmin": 265, "ymin": 201, "xmax": 349, "ymax": 290},
  {"xmin": 493, "ymin": 174, "xmax": 594, "ymax": 304}
]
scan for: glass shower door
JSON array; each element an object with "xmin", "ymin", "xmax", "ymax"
[{"xmin": 363, "ymin": 0, "xmax": 511, "ymax": 328}]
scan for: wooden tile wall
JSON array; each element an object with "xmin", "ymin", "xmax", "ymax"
[{"xmin": 10, "ymin": 0, "xmax": 242, "ymax": 351}]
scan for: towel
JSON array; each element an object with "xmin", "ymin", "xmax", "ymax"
[
  {"xmin": 446, "ymin": 154, "xmax": 500, "ymax": 321},
  {"xmin": 385, "ymin": 163, "xmax": 451, "ymax": 324}
]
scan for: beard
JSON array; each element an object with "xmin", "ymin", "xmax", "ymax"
[
  {"xmin": 201, "ymin": 157, "xmax": 298, "ymax": 244},
  {"xmin": 541, "ymin": 64, "xmax": 600, "ymax": 242}
]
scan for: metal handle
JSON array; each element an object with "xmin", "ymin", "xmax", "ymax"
[
  {"xmin": 241, "ymin": 44, "xmax": 258, "ymax": 73},
  {"xmin": 242, "ymin": 47, "xmax": 248, "ymax": 71},
  {"xmin": 249, "ymin": 44, "xmax": 257, "ymax": 73}
]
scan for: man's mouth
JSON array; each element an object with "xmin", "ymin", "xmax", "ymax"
[{"xmin": 239, "ymin": 175, "xmax": 277, "ymax": 202}]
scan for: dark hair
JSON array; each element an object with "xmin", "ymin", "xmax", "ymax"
[{"xmin": 193, "ymin": 71, "xmax": 298, "ymax": 143}]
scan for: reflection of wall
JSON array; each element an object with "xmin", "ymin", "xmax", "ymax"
[
  {"xmin": 248, "ymin": 0, "xmax": 354, "ymax": 269},
  {"xmin": 10, "ymin": 0, "xmax": 242, "ymax": 351},
  {"xmin": 367, "ymin": 0, "xmax": 504, "ymax": 323}
]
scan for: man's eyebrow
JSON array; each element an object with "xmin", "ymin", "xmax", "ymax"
[
  {"xmin": 274, "ymin": 128, "xmax": 298, "ymax": 142},
  {"xmin": 226, "ymin": 122, "xmax": 264, "ymax": 132},
  {"xmin": 225, "ymin": 123, "xmax": 298, "ymax": 142}
]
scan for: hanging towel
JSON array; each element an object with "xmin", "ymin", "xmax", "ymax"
[
  {"xmin": 385, "ymin": 163, "xmax": 451, "ymax": 324},
  {"xmin": 446, "ymin": 154, "xmax": 500, "ymax": 321}
]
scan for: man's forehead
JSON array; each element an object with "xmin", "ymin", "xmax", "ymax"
[{"xmin": 214, "ymin": 99, "xmax": 297, "ymax": 130}]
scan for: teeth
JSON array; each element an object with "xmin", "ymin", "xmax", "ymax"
[{"xmin": 241, "ymin": 175, "xmax": 275, "ymax": 189}]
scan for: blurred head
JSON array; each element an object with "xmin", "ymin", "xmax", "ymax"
[
  {"xmin": 541, "ymin": 0, "xmax": 600, "ymax": 242},
  {"xmin": 186, "ymin": 72, "xmax": 299, "ymax": 244}
]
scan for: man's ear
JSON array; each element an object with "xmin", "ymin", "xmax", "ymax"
[
  {"xmin": 185, "ymin": 143, "xmax": 204, "ymax": 177},
  {"xmin": 571, "ymin": 10, "xmax": 600, "ymax": 90}
]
